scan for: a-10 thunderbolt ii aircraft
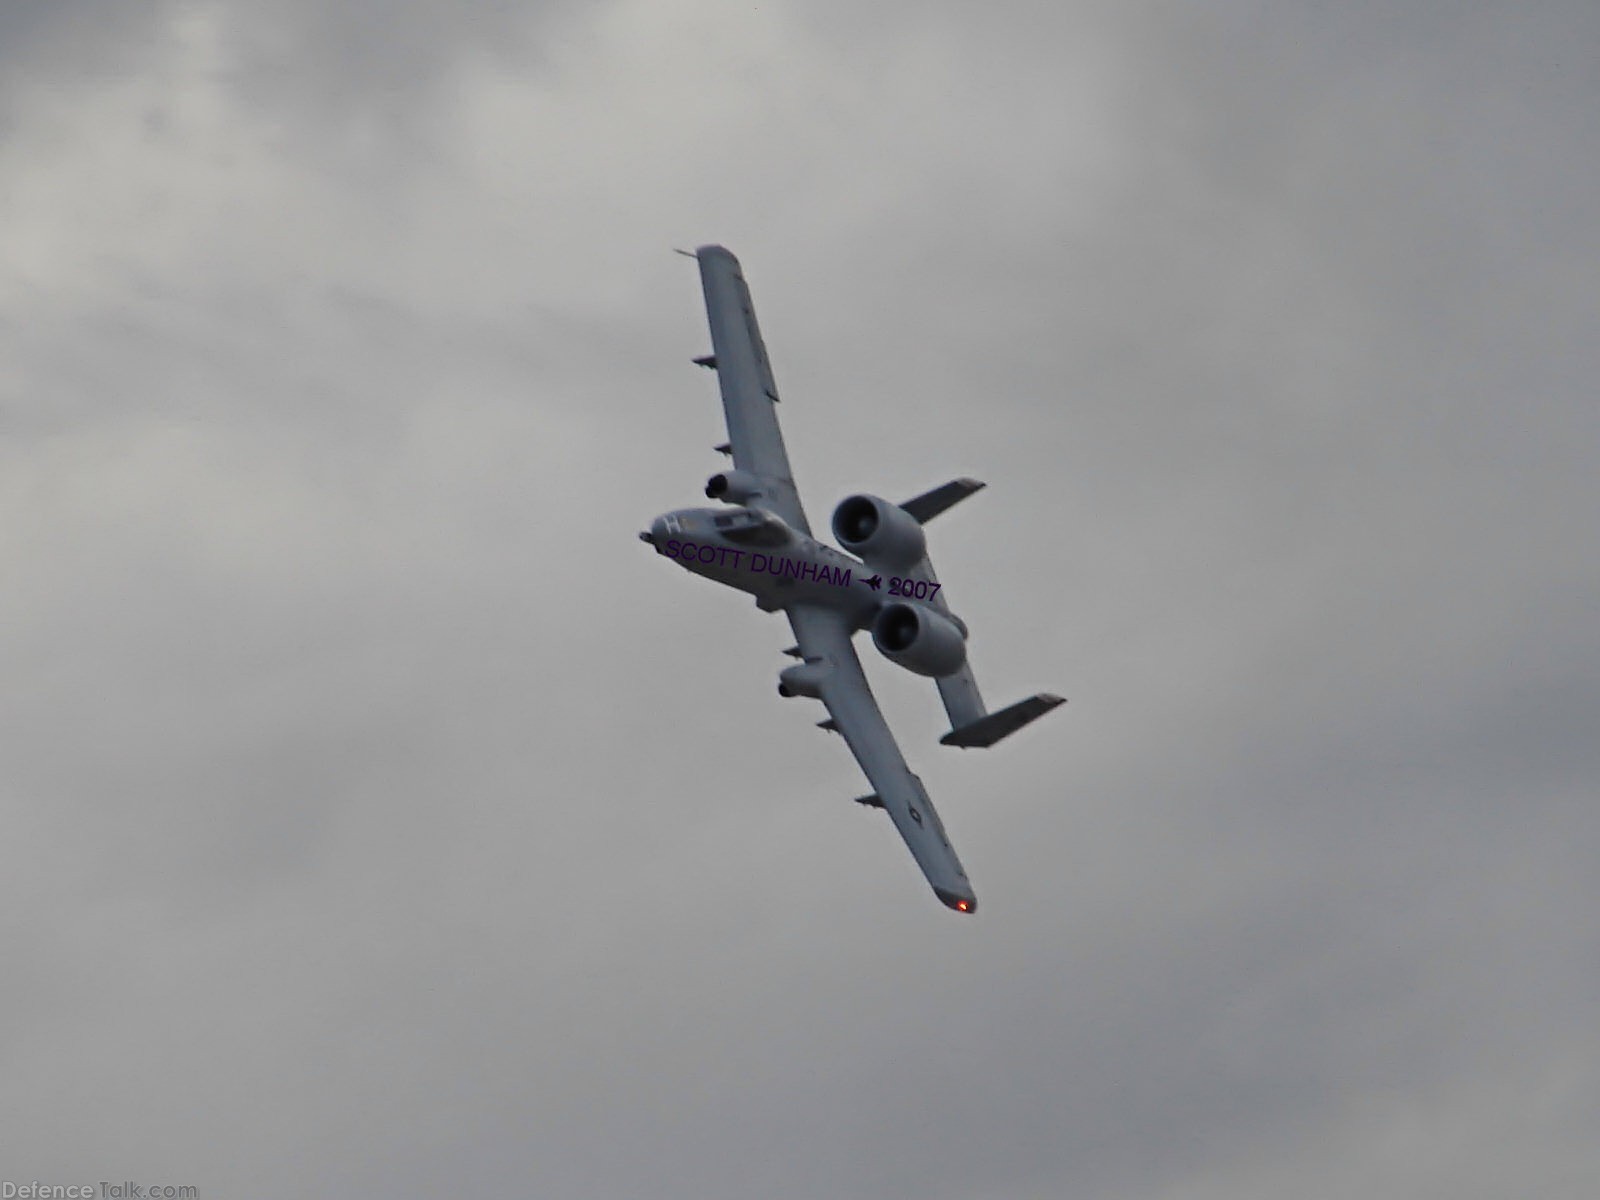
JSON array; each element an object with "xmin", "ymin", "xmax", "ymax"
[{"xmin": 641, "ymin": 246, "xmax": 1063, "ymax": 913}]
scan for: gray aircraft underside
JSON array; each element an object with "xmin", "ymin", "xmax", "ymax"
[{"xmin": 642, "ymin": 245, "xmax": 1063, "ymax": 913}]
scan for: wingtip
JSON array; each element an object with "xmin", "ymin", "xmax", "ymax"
[
  {"xmin": 695, "ymin": 243, "xmax": 738, "ymax": 263},
  {"xmin": 935, "ymin": 888, "xmax": 978, "ymax": 914}
]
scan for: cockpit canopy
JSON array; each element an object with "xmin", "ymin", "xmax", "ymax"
[{"xmin": 712, "ymin": 507, "xmax": 791, "ymax": 547}]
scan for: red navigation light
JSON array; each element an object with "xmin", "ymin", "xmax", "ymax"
[{"xmin": 955, "ymin": 900, "xmax": 971, "ymax": 912}]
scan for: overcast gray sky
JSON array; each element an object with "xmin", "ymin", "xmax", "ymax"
[{"xmin": 3, "ymin": 2, "xmax": 1597, "ymax": 1197}]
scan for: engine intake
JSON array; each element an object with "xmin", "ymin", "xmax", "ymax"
[
  {"xmin": 871, "ymin": 602, "xmax": 967, "ymax": 678},
  {"xmin": 831, "ymin": 494, "xmax": 926, "ymax": 569}
]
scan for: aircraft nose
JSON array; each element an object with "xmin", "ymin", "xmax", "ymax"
[{"xmin": 642, "ymin": 515, "xmax": 670, "ymax": 550}]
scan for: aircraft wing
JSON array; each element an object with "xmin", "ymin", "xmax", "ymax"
[
  {"xmin": 693, "ymin": 245, "xmax": 811, "ymax": 535},
  {"xmin": 785, "ymin": 603, "xmax": 977, "ymax": 912}
]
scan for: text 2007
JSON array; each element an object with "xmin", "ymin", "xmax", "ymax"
[{"xmin": 887, "ymin": 578, "xmax": 941, "ymax": 600}]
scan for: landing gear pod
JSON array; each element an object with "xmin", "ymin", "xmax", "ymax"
[{"xmin": 706, "ymin": 469, "xmax": 765, "ymax": 503}]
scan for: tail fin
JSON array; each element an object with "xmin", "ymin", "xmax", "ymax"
[
  {"xmin": 936, "ymin": 664, "xmax": 988, "ymax": 735},
  {"xmin": 900, "ymin": 478, "xmax": 985, "ymax": 524},
  {"xmin": 893, "ymin": 478, "xmax": 1064, "ymax": 748},
  {"xmin": 941, "ymin": 692, "xmax": 1065, "ymax": 749}
]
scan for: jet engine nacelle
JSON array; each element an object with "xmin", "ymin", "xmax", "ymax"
[
  {"xmin": 831, "ymin": 494, "xmax": 926, "ymax": 569},
  {"xmin": 706, "ymin": 469, "xmax": 764, "ymax": 503},
  {"xmin": 872, "ymin": 601, "xmax": 968, "ymax": 678}
]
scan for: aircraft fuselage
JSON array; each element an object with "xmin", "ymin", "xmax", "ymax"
[{"xmin": 645, "ymin": 507, "xmax": 882, "ymax": 625}]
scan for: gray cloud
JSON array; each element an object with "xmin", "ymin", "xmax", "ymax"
[{"xmin": 2, "ymin": 2, "xmax": 1597, "ymax": 1198}]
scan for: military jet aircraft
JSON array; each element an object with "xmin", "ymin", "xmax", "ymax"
[{"xmin": 641, "ymin": 246, "xmax": 1063, "ymax": 912}]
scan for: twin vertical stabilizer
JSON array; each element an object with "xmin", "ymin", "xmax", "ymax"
[
  {"xmin": 941, "ymin": 692, "xmax": 1066, "ymax": 748},
  {"xmin": 893, "ymin": 479, "xmax": 1064, "ymax": 748}
]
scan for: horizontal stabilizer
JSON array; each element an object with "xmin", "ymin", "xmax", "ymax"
[
  {"xmin": 901, "ymin": 477, "xmax": 986, "ymax": 525},
  {"xmin": 941, "ymin": 693, "xmax": 1065, "ymax": 748}
]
